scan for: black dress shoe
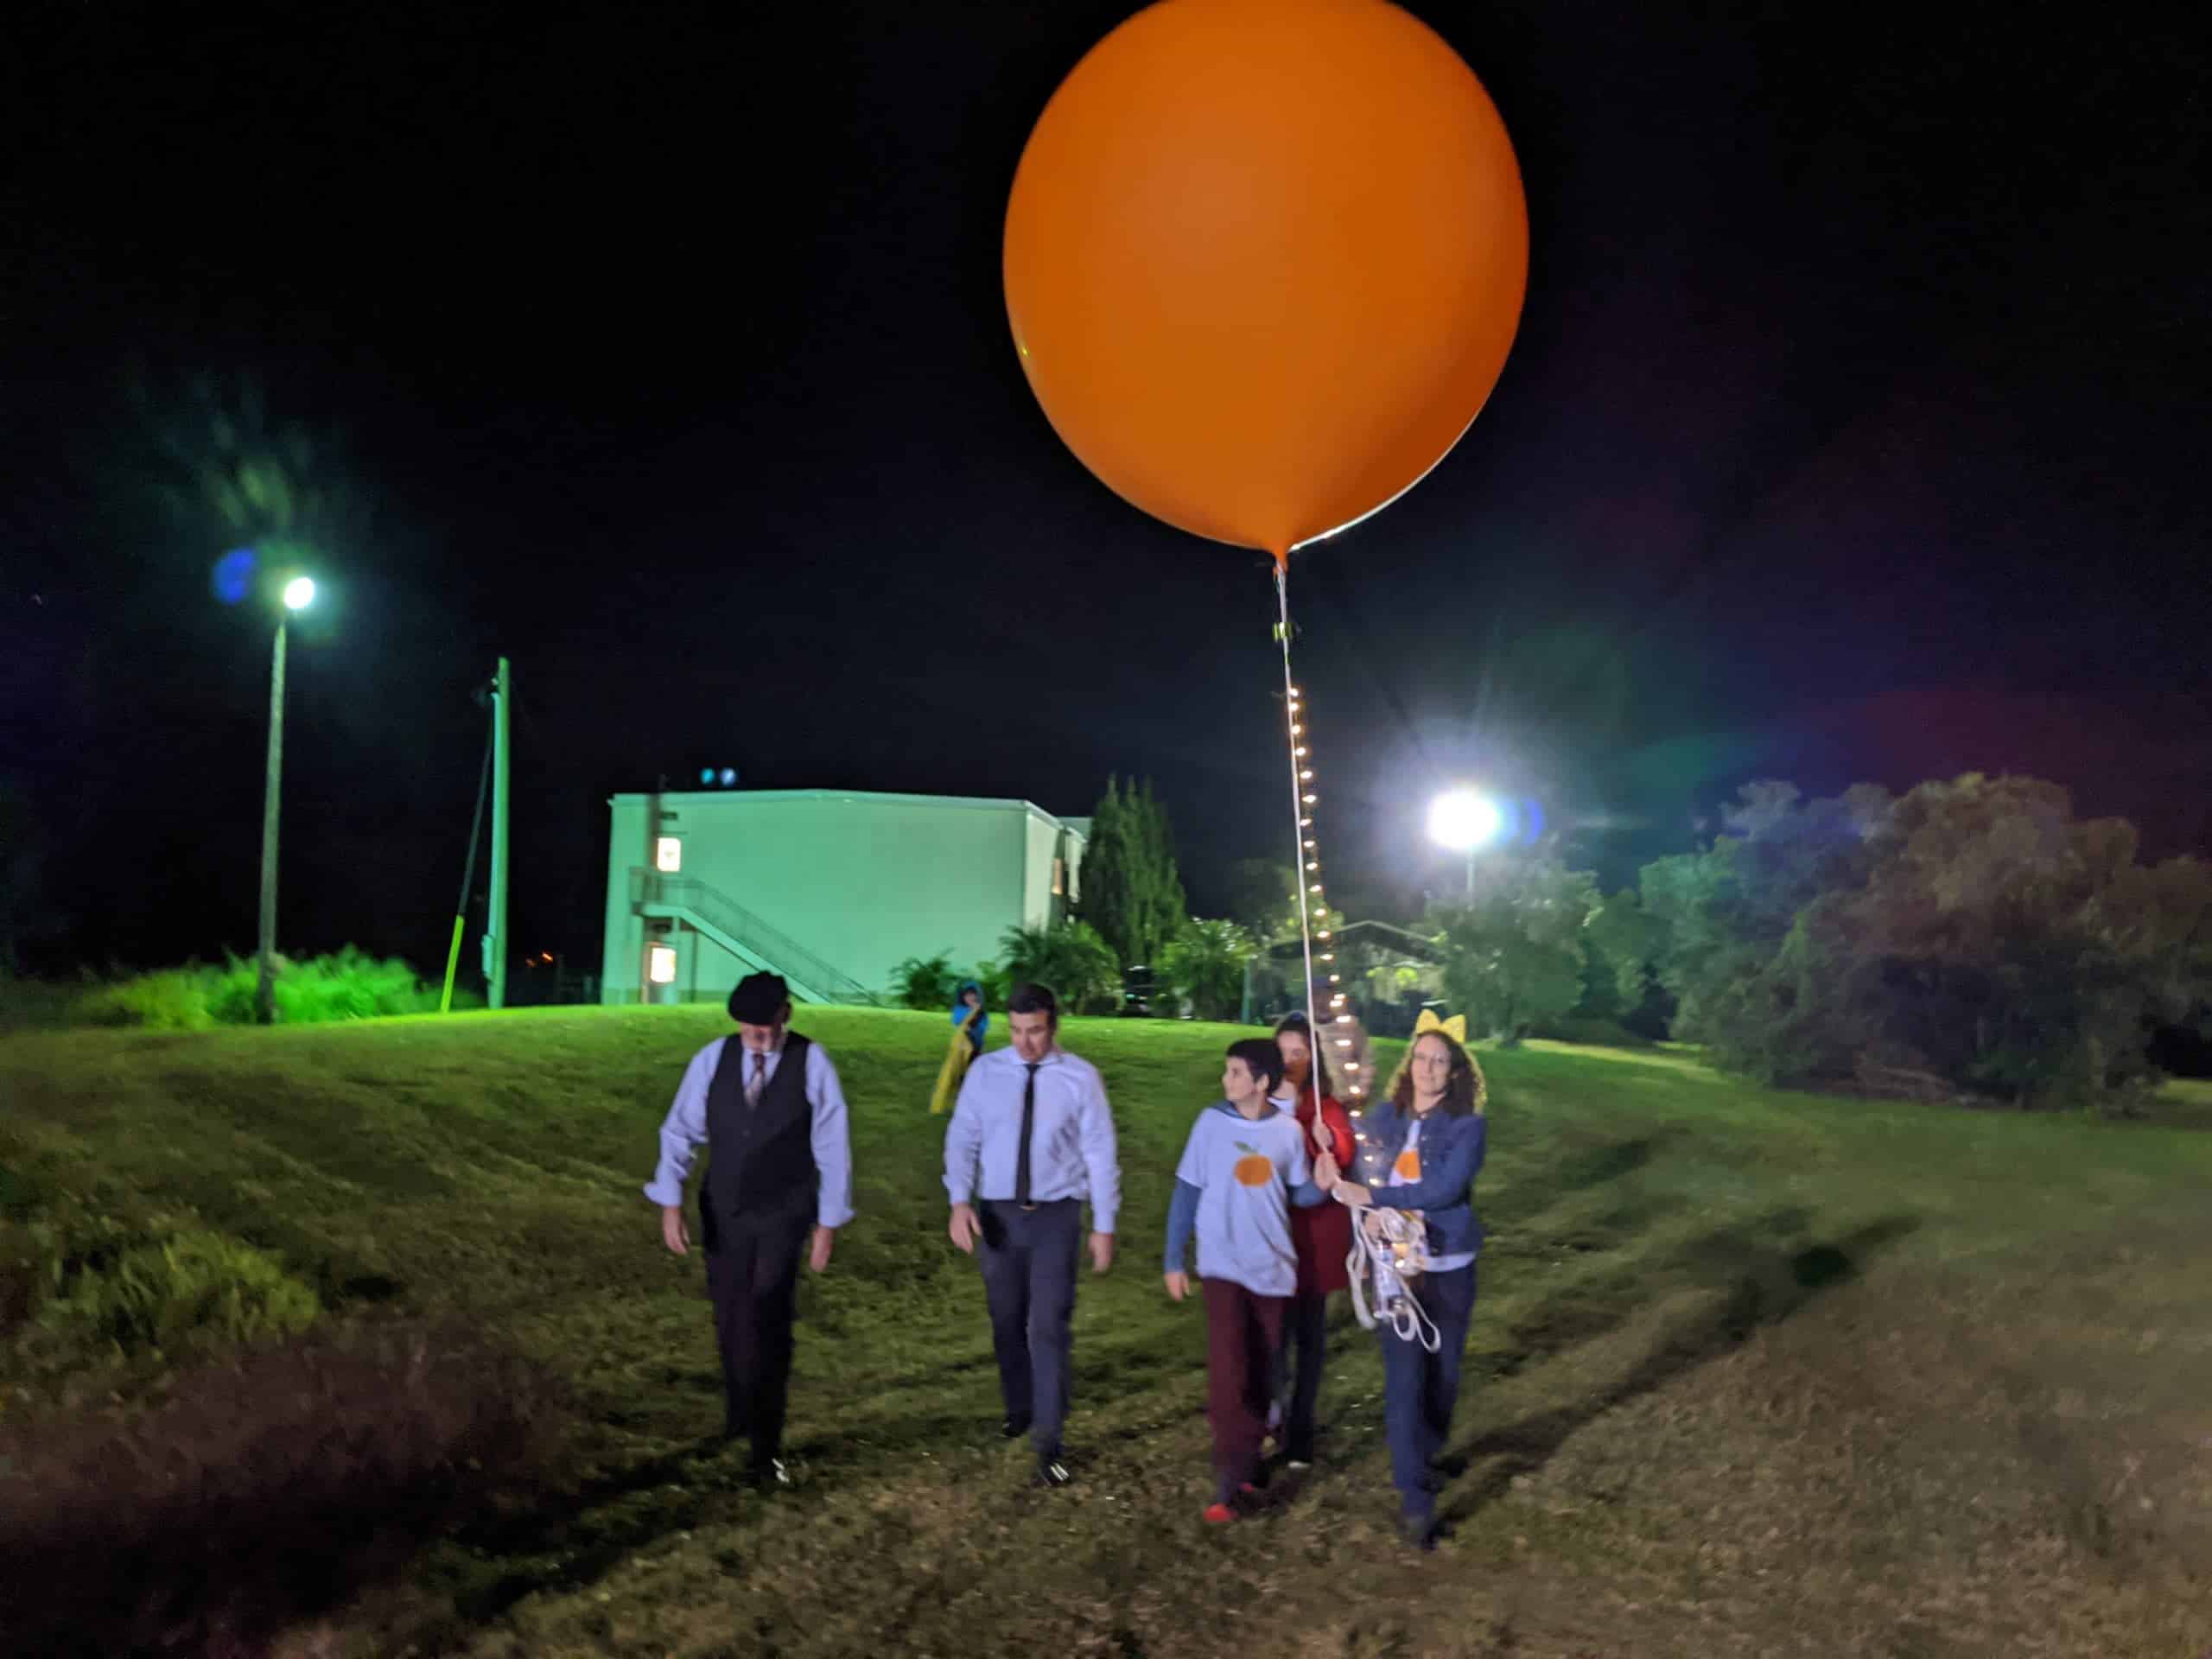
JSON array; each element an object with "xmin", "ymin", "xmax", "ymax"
[
  {"xmin": 747, "ymin": 1458, "xmax": 791, "ymax": 1492},
  {"xmin": 1001, "ymin": 1414, "xmax": 1033, "ymax": 1440},
  {"xmin": 1036, "ymin": 1456, "xmax": 1073, "ymax": 1489}
]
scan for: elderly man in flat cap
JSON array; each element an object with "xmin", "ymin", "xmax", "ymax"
[{"xmin": 644, "ymin": 970, "xmax": 854, "ymax": 1489}]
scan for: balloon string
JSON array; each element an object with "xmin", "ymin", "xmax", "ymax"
[{"xmin": 1273, "ymin": 561, "xmax": 1324, "ymax": 1134}]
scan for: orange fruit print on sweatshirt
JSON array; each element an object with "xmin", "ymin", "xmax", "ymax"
[
  {"xmin": 1233, "ymin": 1145, "xmax": 1274, "ymax": 1186},
  {"xmin": 1393, "ymin": 1147, "xmax": 1422, "ymax": 1180}
]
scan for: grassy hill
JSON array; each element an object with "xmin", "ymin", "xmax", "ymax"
[{"xmin": 3, "ymin": 1008, "xmax": 2209, "ymax": 1657}]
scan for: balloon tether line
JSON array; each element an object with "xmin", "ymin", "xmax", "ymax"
[{"xmin": 1272, "ymin": 556, "xmax": 1324, "ymax": 1131}]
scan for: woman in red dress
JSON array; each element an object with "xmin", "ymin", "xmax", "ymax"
[{"xmin": 1269, "ymin": 1011, "xmax": 1357, "ymax": 1467}]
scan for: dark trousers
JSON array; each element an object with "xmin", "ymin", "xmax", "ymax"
[
  {"xmin": 1203, "ymin": 1278, "xmax": 1287, "ymax": 1498},
  {"xmin": 703, "ymin": 1216, "xmax": 810, "ymax": 1469},
  {"xmin": 1269, "ymin": 1288, "xmax": 1331, "ymax": 1459},
  {"xmin": 1377, "ymin": 1263, "xmax": 1477, "ymax": 1522},
  {"xmin": 976, "ymin": 1198, "xmax": 1081, "ymax": 1459}
]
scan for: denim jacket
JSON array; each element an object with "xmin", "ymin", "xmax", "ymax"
[{"xmin": 1353, "ymin": 1103, "xmax": 1486, "ymax": 1261}]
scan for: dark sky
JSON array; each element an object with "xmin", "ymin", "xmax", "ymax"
[{"xmin": 3, "ymin": 0, "xmax": 2207, "ymax": 980}]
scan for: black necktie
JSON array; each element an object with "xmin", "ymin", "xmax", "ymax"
[{"xmin": 1014, "ymin": 1062, "xmax": 1039, "ymax": 1206}]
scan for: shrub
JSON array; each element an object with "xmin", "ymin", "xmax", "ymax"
[
  {"xmin": 70, "ymin": 947, "xmax": 440, "ymax": 1030},
  {"xmin": 969, "ymin": 958, "xmax": 1012, "ymax": 1010},
  {"xmin": 889, "ymin": 952, "xmax": 961, "ymax": 1011},
  {"xmin": 34, "ymin": 1211, "xmax": 321, "ymax": 1358},
  {"xmin": 71, "ymin": 968, "xmax": 216, "ymax": 1031}
]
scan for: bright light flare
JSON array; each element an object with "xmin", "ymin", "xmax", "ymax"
[
  {"xmin": 281, "ymin": 575, "xmax": 317, "ymax": 611},
  {"xmin": 1427, "ymin": 788, "xmax": 1502, "ymax": 854}
]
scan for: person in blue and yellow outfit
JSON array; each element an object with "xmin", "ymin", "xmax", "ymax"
[{"xmin": 931, "ymin": 979, "xmax": 989, "ymax": 1115}]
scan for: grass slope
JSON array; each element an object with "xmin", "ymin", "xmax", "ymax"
[{"xmin": 3, "ymin": 1008, "xmax": 2209, "ymax": 1657}]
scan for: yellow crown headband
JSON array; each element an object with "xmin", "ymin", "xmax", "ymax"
[{"xmin": 1413, "ymin": 1008, "xmax": 1467, "ymax": 1044}]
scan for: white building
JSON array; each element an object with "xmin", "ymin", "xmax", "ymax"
[{"xmin": 600, "ymin": 788, "xmax": 1088, "ymax": 1005}]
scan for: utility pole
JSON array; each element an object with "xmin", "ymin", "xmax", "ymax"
[
  {"xmin": 439, "ymin": 709, "xmax": 494, "ymax": 1014},
  {"xmin": 486, "ymin": 655, "xmax": 512, "ymax": 1010},
  {"xmin": 253, "ymin": 615, "xmax": 289, "ymax": 1024},
  {"xmin": 251, "ymin": 575, "xmax": 321, "ymax": 1022}
]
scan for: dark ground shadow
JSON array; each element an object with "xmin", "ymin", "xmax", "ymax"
[
  {"xmin": 1543, "ymin": 1135, "xmax": 1665, "ymax": 1195},
  {"xmin": 1432, "ymin": 1214, "xmax": 1922, "ymax": 1531},
  {"xmin": 0, "ymin": 1327, "xmax": 555, "ymax": 1659}
]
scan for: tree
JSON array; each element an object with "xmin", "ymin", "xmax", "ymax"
[
  {"xmin": 1076, "ymin": 776, "xmax": 1188, "ymax": 969},
  {"xmin": 1815, "ymin": 776, "xmax": 2212, "ymax": 1105},
  {"xmin": 1158, "ymin": 918, "xmax": 1259, "ymax": 1021},
  {"xmin": 1221, "ymin": 858, "xmax": 1300, "ymax": 941},
  {"xmin": 1433, "ymin": 855, "xmax": 1601, "ymax": 1039},
  {"xmin": 999, "ymin": 920, "xmax": 1121, "ymax": 1014},
  {"xmin": 1637, "ymin": 773, "xmax": 2212, "ymax": 1109},
  {"xmin": 1574, "ymin": 887, "xmax": 1669, "ymax": 1031},
  {"xmin": 1640, "ymin": 780, "xmax": 1894, "ymax": 1061}
]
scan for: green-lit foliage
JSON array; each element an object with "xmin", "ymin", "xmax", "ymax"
[{"xmin": 71, "ymin": 946, "xmax": 441, "ymax": 1029}]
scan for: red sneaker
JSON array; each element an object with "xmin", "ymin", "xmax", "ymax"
[{"xmin": 1202, "ymin": 1501, "xmax": 1238, "ymax": 1524}]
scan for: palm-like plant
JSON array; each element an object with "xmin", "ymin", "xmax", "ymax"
[
  {"xmin": 1158, "ymin": 918, "xmax": 1259, "ymax": 1022},
  {"xmin": 999, "ymin": 921, "xmax": 1120, "ymax": 1014},
  {"xmin": 888, "ymin": 952, "xmax": 959, "ymax": 1010}
]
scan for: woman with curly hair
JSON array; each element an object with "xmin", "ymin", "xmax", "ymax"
[{"xmin": 1315, "ymin": 1009, "xmax": 1487, "ymax": 1548}]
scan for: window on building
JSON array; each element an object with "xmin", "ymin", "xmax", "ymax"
[
  {"xmin": 655, "ymin": 836, "xmax": 683, "ymax": 873},
  {"xmin": 1052, "ymin": 856, "xmax": 1066, "ymax": 897},
  {"xmin": 647, "ymin": 944, "xmax": 678, "ymax": 984}
]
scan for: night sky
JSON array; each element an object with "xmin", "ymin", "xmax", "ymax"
[{"xmin": 3, "ymin": 1, "xmax": 2207, "ymax": 982}]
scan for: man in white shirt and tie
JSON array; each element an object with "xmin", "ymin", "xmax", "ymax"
[
  {"xmin": 645, "ymin": 971, "xmax": 855, "ymax": 1490},
  {"xmin": 943, "ymin": 982, "xmax": 1120, "ymax": 1487}
]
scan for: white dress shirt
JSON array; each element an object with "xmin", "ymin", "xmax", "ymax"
[
  {"xmin": 643, "ymin": 1036, "xmax": 855, "ymax": 1229},
  {"xmin": 942, "ymin": 1045, "xmax": 1120, "ymax": 1233}
]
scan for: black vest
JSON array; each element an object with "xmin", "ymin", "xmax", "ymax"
[{"xmin": 701, "ymin": 1033, "xmax": 818, "ymax": 1234}]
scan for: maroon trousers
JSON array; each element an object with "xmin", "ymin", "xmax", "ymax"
[{"xmin": 1203, "ymin": 1278, "xmax": 1288, "ymax": 1498}]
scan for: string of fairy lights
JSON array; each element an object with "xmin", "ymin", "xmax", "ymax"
[
  {"xmin": 1271, "ymin": 564, "xmax": 1369, "ymax": 1109},
  {"xmin": 1274, "ymin": 569, "xmax": 1421, "ymax": 1314}
]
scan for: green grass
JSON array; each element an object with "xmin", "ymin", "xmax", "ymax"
[{"xmin": 3, "ymin": 1008, "xmax": 2210, "ymax": 1657}]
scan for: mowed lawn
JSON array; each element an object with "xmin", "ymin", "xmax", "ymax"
[{"xmin": 3, "ymin": 1008, "xmax": 2210, "ymax": 1658}]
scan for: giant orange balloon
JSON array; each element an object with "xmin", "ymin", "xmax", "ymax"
[{"xmin": 1004, "ymin": 0, "xmax": 1529, "ymax": 561}]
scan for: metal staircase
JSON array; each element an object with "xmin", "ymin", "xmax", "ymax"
[{"xmin": 633, "ymin": 872, "xmax": 881, "ymax": 1007}]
